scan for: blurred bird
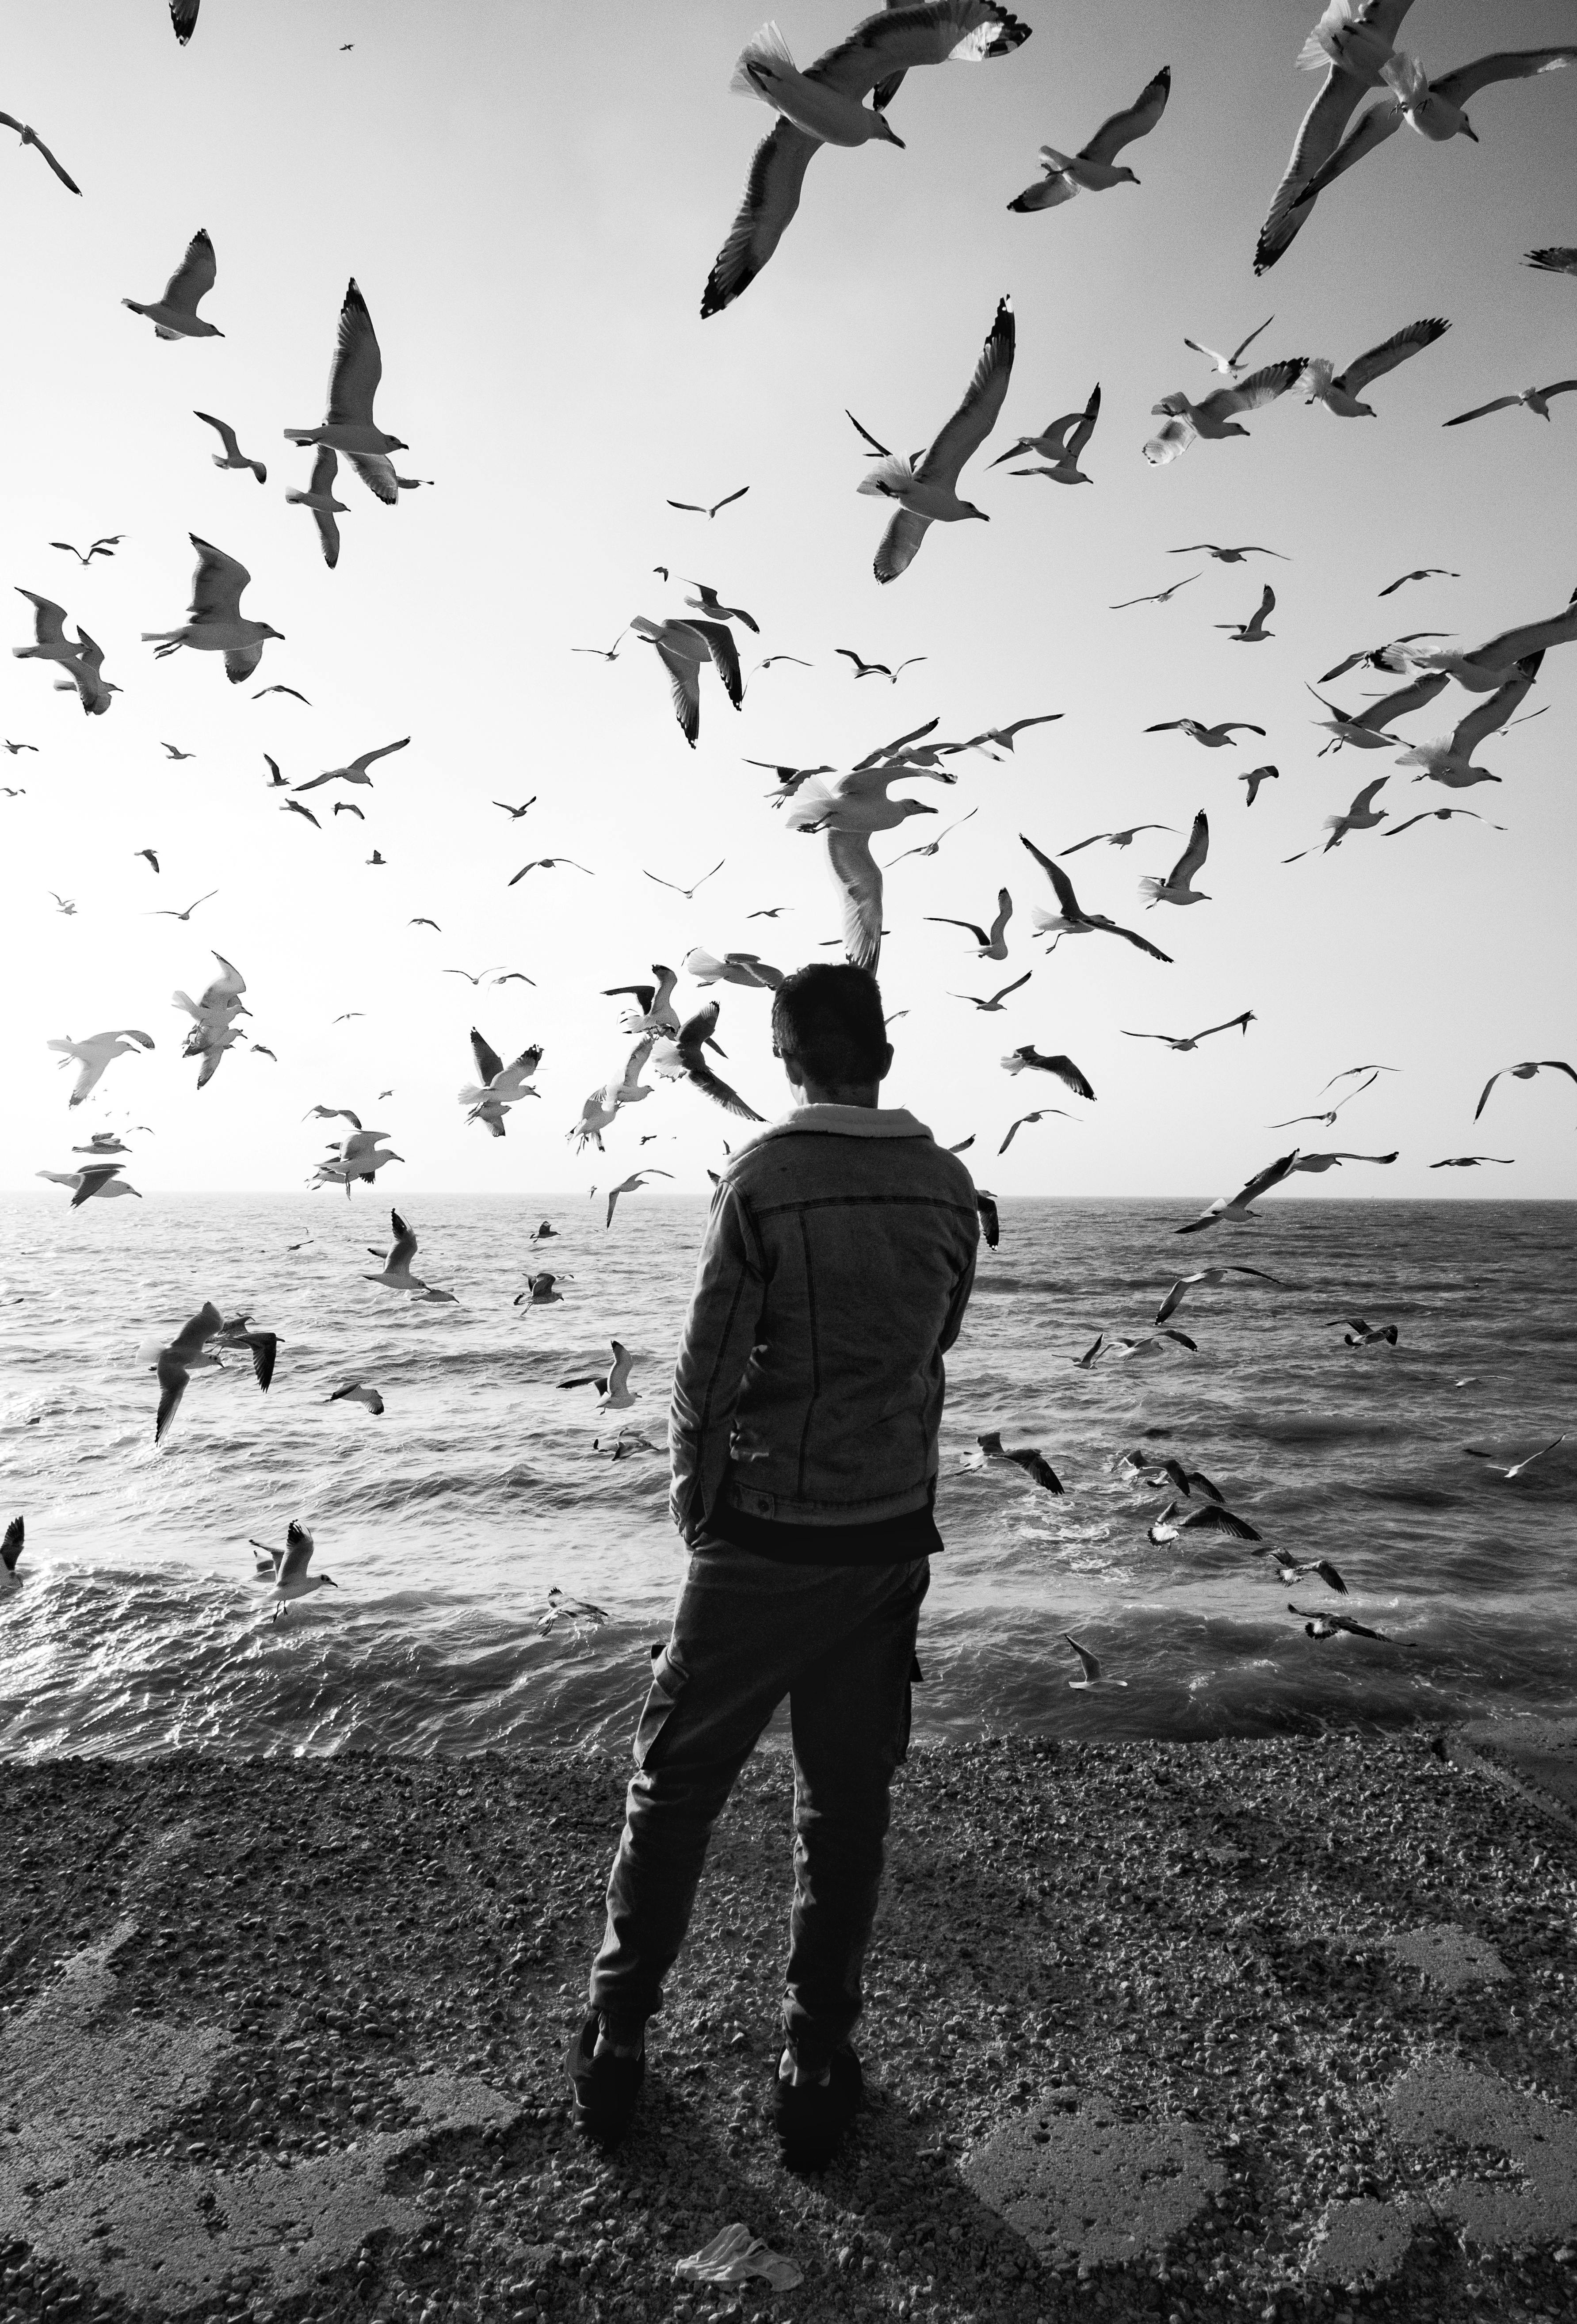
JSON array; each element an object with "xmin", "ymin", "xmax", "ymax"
[
  {"xmin": 514, "ymin": 1272, "xmax": 565, "ymax": 1308},
  {"xmin": 973, "ymin": 1431, "xmax": 1063, "ymax": 1492},
  {"xmin": 0, "ymin": 1516, "xmax": 23, "ymax": 1576},
  {"xmin": 1464, "ymin": 1436, "xmax": 1564, "ymax": 1481},
  {"xmin": 328, "ymin": 1382, "xmax": 384, "ymax": 1416},
  {"xmin": 0, "ymin": 110, "xmax": 80, "ymax": 193},
  {"xmin": 294, "ymin": 737, "xmax": 409, "ymax": 794},
  {"xmin": 1110, "ymin": 576, "xmax": 1199, "ymax": 608},
  {"xmin": 47, "ymin": 1027, "xmax": 155, "ymax": 1107},
  {"xmin": 1291, "ymin": 1602, "xmax": 1389, "ymax": 1642},
  {"xmin": 1525, "ymin": 246, "xmax": 1577, "ymax": 276},
  {"xmin": 997, "ymin": 1108, "xmax": 1071, "ymax": 1151},
  {"xmin": 1330, "ymin": 1317, "xmax": 1398, "ymax": 1347},
  {"xmin": 1148, "ymin": 1499, "xmax": 1262, "ymax": 1545},
  {"xmin": 1062, "ymin": 1633, "xmax": 1127, "ymax": 1690},
  {"xmin": 35, "ymin": 1162, "xmax": 141, "ymax": 1207},
  {"xmin": 49, "ymin": 537, "xmax": 120, "ymax": 565},
  {"xmin": 1144, "ymin": 361, "xmax": 1305, "ymax": 463}
]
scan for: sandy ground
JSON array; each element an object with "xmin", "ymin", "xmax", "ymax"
[{"xmin": 3, "ymin": 1729, "xmax": 1576, "ymax": 2324}]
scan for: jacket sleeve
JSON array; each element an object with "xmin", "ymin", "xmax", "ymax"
[{"xmin": 668, "ymin": 1179, "xmax": 769, "ymax": 1542}]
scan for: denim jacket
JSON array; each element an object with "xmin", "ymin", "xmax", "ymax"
[{"xmin": 668, "ymin": 1104, "xmax": 980, "ymax": 1539}]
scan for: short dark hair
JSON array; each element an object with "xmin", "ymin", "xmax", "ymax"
[{"xmin": 771, "ymin": 963, "xmax": 888, "ymax": 1087}]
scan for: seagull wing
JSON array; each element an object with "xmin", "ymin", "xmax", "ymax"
[
  {"xmin": 873, "ymin": 505, "xmax": 933, "ymax": 585},
  {"xmin": 154, "ymin": 1355, "xmax": 190, "ymax": 1442},
  {"xmin": 809, "ymin": 0, "xmax": 1031, "ymax": 94},
  {"xmin": 1450, "ymin": 666, "xmax": 1538, "ymax": 757},
  {"xmin": 245, "ymin": 1333, "xmax": 279, "ymax": 1393},
  {"xmin": 687, "ymin": 619, "xmax": 745, "ymax": 706},
  {"xmin": 1444, "ymin": 394, "xmax": 1523, "ymax": 427},
  {"xmin": 1062, "ymin": 1632, "xmax": 1100, "ymax": 1683},
  {"xmin": 916, "ymin": 296, "xmax": 1015, "ymax": 489},
  {"xmin": 927, "ymin": 916, "xmax": 990, "ymax": 945},
  {"xmin": 988, "ymin": 891, "xmax": 1014, "ymax": 947},
  {"xmin": 277, "ymin": 1525, "xmax": 315, "ymax": 1586},
  {"xmin": 1093, "ymin": 913, "xmax": 1173, "ymax": 962},
  {"xmin": 194, "ymin": 409, "xmax": 241, "ymax": 459},
  {"xmin": 470, "ymin": 1027, "xmax": 504, "ymax": 1086},
  {"xmin": 349, "ymin": 737, "xmax": 412, "ymax": 777},
  {"xmin": 676, "ymin": 1005, "xmax": 764, "ymax": 1122},
  {"xmin": 386, "ymin": 1210, "xmax": 419, "ymax": 1272},
  {"xmin": 164, "ymin": 228, "xmax": 216, "ymax": 314},
  {"xmin": 1253, "ymin": 0, "xmax": 1417, "ymax": 271},
  {"xmin": 826, "ymin": 826, "xmax": 884, "ymax": 970},
  {"xmin": 1081, "ymin": 63, "xmax": 1170, "ymax": 162},
  {"xmin": 1336, "ymin": 316, "xmax": 1449, "ymax": 398},
  {"xmin": 1348, "ymin": 777, "xmax": 1389, "ymax": 816},
  {"xmin": 1433, "ymin": 45, "xmax": 1577, "ymax": 106},
  {"xmin": 1354, "ymin": 668, "xmax": 1449, "ymax": 728},
  {"xmin": 654, "ymin": 640, "xmax": 702, "ymax": 744},
  {"xmin": 1200, "ymin": 359, "xmax": 1306, "ymax": 420},
  {"xmin": 326, "ymin": 279, "xmax": 382, "ymax": 426},
  {"xmin": 187, "ymin": 535, "xmax": 249, "ymax": 621},
  {"xmin": 1166, "ymin": 810, "xmax": 1210, "ymax": 888},
  {"xmin": 1461, "ymin": 594, "xmax": 1577, "ymax": 672},
  {"xmin": 1298, "ymin": 94, "xmax": 1404, "ymax": 202},
  {"xmin": 702, "ymin": 119, "xmax": 821, "ymax": 319},
  {"xmin": 1019, "ymin": 831, "xmax": 1081, "ymax": 919}
]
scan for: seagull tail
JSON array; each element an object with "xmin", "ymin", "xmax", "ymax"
[
  {"xmin": 857, "ymin": 454, "xmax": 917, "ymax": 500},
  {"xmin": 1137, "ymin": 875, "xmax": 1165, "ymax": 904},
  {"xmin": 729, "ymin": 20, "xmax": 795, "ymax": 97},
  {"xmin": 1378, "ymin": 49, "xmax": 1425, "ymax": 106}
]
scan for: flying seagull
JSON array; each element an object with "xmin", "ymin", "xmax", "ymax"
[
  {"xmin": 285, "ymin": 446, "xmax": 348, "ymax": 568},
  {"xmin": 293, "ymin": 736, "xmax": 409, "ymax": 793},
  {"xmin": 46, "ymin": 1028, "xmax": 155, "ymax": 1107},
  {"xmin": 1062, "ymin": 1633, "xmax": 1127, "ymax": 1690},
  {"xmin": 1176, "ymin": 1149, "xmax": 1299, "ymax": 1235},
  {"xmin": 36, "ymin": 1162, "xmax": 142, "ymax": 1207},
  {"xmin": 836, "ymin": 648, "xmax": 927, "ymax": 681},
  {"xmin": 285, "ymin": 279, "xmax": 409, "ymax": 504},
  {"xmin": 860, "ymin": 295, "xmax": 1015, "ymax": 582},
  {"xmin": 1123, "ymin": 1011, "xmax": 1254, "ymax": 1052},
  {"xmin": 1008, "ymin": 65, "xmax": 1170, "ymax": 210},
  {"xmin": 1445, "ymin": 377, "xmax": 1577, "ymax": 428},
  {"xmin": 1379, "ymin": 568, "xmax": 1458, "ymax": 595},
  {"xmin": 927, "ymin": 889, "xmax": 1012, "ymax": 957},
  {"xmin": 142, "ymin": 536, "xmax": 283, "ymax": 683},
  {"xmin": 1143, "ymin": 361, "xmax": 1306, "ymax": 464},
  {"xmin": 992, "ymin": 382, "xmax": 1100, "ymax": 483},
  {"xmin": 604, "ymin": 1169, "xmax": 674, "ymax": 1230},
  {"xmin": 1001, "ymin": 1046, "xmax": 1094, "ymax": 1099},
  {"xmin": 997, "ymin": 1107, "xmax": 1072, "ymax": 1151},
  {"xmin": 1140, "ymin": 813, "xmax": 1210, "ymax": 908},
  {"xmin": 1146, "ymin": 718, "xmax": 1266, "ymax": 748},
  {"xmin": 194, "ymin": 410, "xmax": 266, "ymax": 483},
  {"xmin": 1181, "ymin": 320, "xmax": 1275, "ymax": 379},
  {"xmin": 1252, "ymin": 0, "xmax": 1422, "ymax": 275},
  {"xmin": 1475, "ymin": 1059, "xmax": 1577, "ymax": 1121},
  {"xmin": 1240, "ymin": 765, "xmax": 1279, "ymax": 804},
  {"xmin": 650, "ymin": 1000, "xmax": 764, "ymax": 1120},
  {"xmin": 665, "ymin": 486, "xmax": 749, "ymax": 519},
  {"xmin": 1464, "ymin": 1436, "xmax": 1564, "ymax": 1481},
  {"xmin": 1059, "ymin": 824, "xmax": 1176, "ymax": 855},
  {"xmin": 1216, "ymin": 584, "xmax": 1276, "ymax": 642},
  {"xmin": 1302, "ymin": 317, "xmax": 1450, "ymax": 417},
  {"xmin": 1290, "ymin": 1602, "xmax": 1389, "ymax": 1642},
  {"xmin": 700, "ymin": 0, "xmax": 1031, "ymax": 318},
  {"xmin": 123, "ymin": 227, "xmax": 221, "ymax": 339},
  {"xmin": 1110, "ymin": 576, "xmax": 1200, "ymax": 609},
  {"xmin": 973, "ymin": 1431, "xmax": 1063, "ymax": 1492},
  {"xmin": 955, "ymin": 971, "xmax": 1031, "ymax": 1014},
  {"xmin": 1154, "ymin": 1265, "xmax": 1280, "ymax": 1325},
  {"xmin": 630, "ymin": 615, "xmax": 744, "ymax": 746},
  {"xmin": 1020, "ymin": 833, "xmax": 1172, "ymax": 961},
  {"xmin": 559, "ymin": 1339, "xmax": 638, "ymax": 1410},
  {"xmin": 1525, "ymin": 246, "xmax": 1577, "ymax": 276},
  {"xmin": 0, "ymin": 111, "xmax": 81, "ymax": 194}
]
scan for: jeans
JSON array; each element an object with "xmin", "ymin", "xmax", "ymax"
[{"xmin": 588, "ymin": 1537, "xmax": 930, "ymax": 2064}]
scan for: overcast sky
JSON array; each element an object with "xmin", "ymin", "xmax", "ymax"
[{"xmin": 3, "ymin": 0, "xmax": 1574, "ymax": 1202}]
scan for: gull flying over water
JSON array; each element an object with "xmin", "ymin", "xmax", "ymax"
[
  {"xmin": 1148, "ymin": 1499, "xmax": 1263, "ymax": 1545},
  {"xmin": 788, "ymin": 763, "xmax": 951, "ymax": 969},
  {"xmin": 972, "ymin": 1431, "xmax": 1063, "ymax": 1492},
  {"xmin": 650, "ymin": 1001, "xmax": 764, "ymax": 1120},
  {"xmin": 285, "ymin": 446, "xmax": 349, "ymax": 568},
  {"xmin": 313, "ymin": 1128, "xmax": 402, "ymax": 1196},
  {"xmin": 459, "ymin": 1029, "xmax": 543, "ymax": 1135},
  {"xmin": 47, "ymin": 1028, "xmax": 154, "ymax": 1106},
  {"xmin": 1144, "ymin": 361, "xmax": 1305, "ymax": 465},
  {"xmin": 1123, "ymin": 1011, "xmax": 1254, "ymax": 1052},
  {"xmin": 1464, "ymin": 1436, "xmax": 1564, "ymax": 1481},
  {"xmin": 1020, "ymin": 834, "xmax": 1172, "ymax": 962},
  {"xmin": 123, "ymin": 227, "xmax": 221, "ymax": 339},
  {"xmin": 194, "ymin": 411, "xmax": 265, "ymax": 483},
  {"xmin": 1270, "ymin": 1070, "xmax": 1378, "ymax": 1128},
  {"xmin": 1287, "ymin": 1149, "xmax": 1398, "ymax": 1173},
  {"xmin": 36, "ymin": 1161, "xmax": 141, "ymax": 1207},
  {"xmin": 631, "ymin": 615, "xmax": 743, "ymax": 746},
  {"xmin": 860, "ymin": 295, "xmax": 1015, "ymax": 582},
  {"xmin": 1176, "ymin": 1149, "xmax": 1299, "ymax": 1234},
  {"xmin": 256, "ymin": 1524, "xmax": 337, "ymax": 1622},
  {"xmin": 1291, "ymin": 1602, "xmax": 1389, "ymax": 1642},
  {"xmin": 560, "ymin": 1340, "xmax": 638, "ymax": 1410},
  {"xmin": 1, "ymin": 1518, "xmax": 22, "ymax": 1577},
  {"xmin": 1475, "ymin": 1059, "xmax": 1577, "ymax": 1121},
  {"xmin": 1217, "ymin": 585, "xmax": 1275, "ymax": 643},
  {"xmin": 1062, "ymin": 1633, "xmax": 1127, "ymax": 1691},
  {"xmin": 0, "ymin": 109, "xmax": 80, "ymax": 193},
  {"xmin": 1154, "ymin": 1265, "xmax": 1280, "ymax": 1325},
  {"xmin": 997, "ymin": 1107, "xmax": 1071, "ymax": 1151},
  {"xmin": 172, "ymin": 951, "xmax": 248, "ymax": 1088},
  {"xmin": 993, "ymin": 382, "xmax": 1099, "ymax": 484},
  {"xmin": 1301, "ymin": 317, "xmax": 1449, "ymax": 418},
  {"xmin": 285, "ymin": 279, "xmax": 408, "ymax": 504},
  {"xmin": 605, "ymin": 1169, "xmax": 674, "ymax": 1230},
  {"xmin": 700, "ymin": 1, "xmax": 1031, "ymax": 318},
  {"xmin": 152, "ymin": 1301, "xmax": 225, "ymax": 1443},
  {"xmin": 143, "ymin": 536, "xmax": 283, "ymax": 682},
  {"xmin": 514, "ymin": 1272, "xmax": 564, "ymax": 1308},
  {"xmin": 955, "ymin": 971, "xmax": 1031, "ymax": 1014},
  {"xmin": 365, "ymin": 1209, "xmax": 451, "ymax": 1299},
  {"xmin": 1140, "ymin": 813, "xmax": 1210, "ymax": 908},
  {"xmin": 1008, "ymin": 65, "xmax": 1169, "ymax": 211},
  {"xmin": 1181, "ymin": 321, "xmax": 1275, "ymax": 380}
]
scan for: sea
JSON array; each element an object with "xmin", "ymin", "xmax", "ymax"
[{"xmin": 2, "ymin": 1193, "xmax": 1574, "ymax": 1762}]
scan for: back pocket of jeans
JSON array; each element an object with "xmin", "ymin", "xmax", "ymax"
[{"xmin": 634, "ymin": 1644, "xmax": 687, "ymax": 1771}]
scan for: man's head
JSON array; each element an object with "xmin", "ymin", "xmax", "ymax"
[{"xmin": 771, "ymin": 964, "xmax": 893, "ymax": 1108}]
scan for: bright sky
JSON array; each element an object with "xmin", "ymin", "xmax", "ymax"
[{"xmin": 3, "ymin": 0, "xmax": 1574, "ymax": 1203}]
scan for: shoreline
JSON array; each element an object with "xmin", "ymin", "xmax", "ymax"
[{"xmin": 4, "ymin": 1728, "xmax": 1576, "ymax": 2324}]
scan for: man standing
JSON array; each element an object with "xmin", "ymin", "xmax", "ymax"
[{"xmin": 570, "ymin": 962, "xmax": 979, "ymax": 2167}]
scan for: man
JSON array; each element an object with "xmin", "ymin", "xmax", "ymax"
[{"xmin": 569, "ymin": 962, "xmax": 979, "ymax": 2168}]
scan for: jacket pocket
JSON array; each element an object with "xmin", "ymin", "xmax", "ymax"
[
  {"xmin": 634, "ymin": 1643, "xmax": 688, "ymax": 1771},
  {"xmin": 897, "ymin": 1650, "xmax": 924, "ymax": 1766}
]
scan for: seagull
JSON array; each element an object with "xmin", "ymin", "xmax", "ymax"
[
  {"xmin": 459, "ymin": 1030, "xmax": 543, "ymax": 1135},
  {"xmin": 143, "ymin": 536, "xmax": 283, "ymax": 682},
  {"xmin": 1216, "ymin": 585, "xmax": 1276, "ymax": 643},
  {"xmin": 47, "ymin": 1028, "xmax": 155, "ymax": 1106},
  {"xmin": 1148, "ymin": 1498, "xmax": 1263, "ymax": 1545},
  {"xmin": 493, "ymin": 797, "xmax": 538, "ymax": 820},
  {"xmin": 645, "ymin": 858, "xmax": 725, "ymax": 900},
  {"xmin": 48, "ymin": 537, "xmax": 120, "ymax": 565},
  {"xmin": 1001, "ymin": 1046, "xmax": 1095, "ymax": 1099},
  {"xmin": 974, "ymin": 1188, "xmax": 1000, "ymax": 1247},
  {"xmin": 1123, "ymin": 1454, "xmax": 1225, "ymax": 1503},
  {"xmin": 285, "ymin": 446, "xmax": 349, "ymax": 568},
  {"xmin": 605, "ymin": 1169, "xmax": 674, "ymax": 1229},
  {"xmin": 1062, "ymin": 1633, "xmax": 1127, "ymax": 1690},
  {"xmin": 0, "ymin": 110, "xmax": 80, "ymax": 193},
  {"xmin": 284, "ymin": 278, "xmax": 408, "ymax": 502},
  {"xmin": 997, "ymin": 1107, "xmax": 1071, "ymax": 1151},
  {"xmin": 304, "ymin": 1105, "xmax": 362, "ymax": 1128},
  {"xmin": 365, "ymin": 1209, "xmax": 435, "ymax": 1294},
  {"xmin": 1109, "ymin": 576, "xmax": 1199, "ymax": 610},
  {"xmin": 572, "ymin": 632, "xmax": 627, "ymax": 660},
  {"xmin": 1069, "ymin": 1333, "xmax": 1105, "ymax": 1369},
  {"xmin": 992, "ymin": 382, "xmax": 1100, "ymax": 483},
  {"xmin": 1305, "ymin": 671, "xmax": 1446, "ymax": 753},
  {"xmin": 927, "ymin": 888, "xmax": 1013, "ymax": 957},
  {"xmin": 956, "ymin": 972, "xmax": 1032, "ymax": 1014},
  {"xmin": 1464, "ymin": 1436, "xmax": 1564, "ymax": 1481},
  {"xmin": 860, "ymin": 296, "xmax": 1015, "ymax": 583},
  {"xmin": 1253, "ymin": 0, "xmax": 1423, "ymax": 275},
  {"xmin": 328, "ymin": 1382, "xmax": 384, "ymax": 1416},
  {"xmin": 172, "ymin": 950, "xmax": 248, "ymax": 1089},
  {"xmin": 885, "ymin": 806, "xmax": 979, "ymax": 863},
  {"xmin": 194, "ymin": 410, "xmax": 265, "ymax": 483},
  {"xmin": 50, "ymin": 893, "xmax": 77, "ymax": 916},
  {"xmin": 123, "ymin": 227, "xmax": 221, "ymax": 339},
  {"xmin": 1287, "ymin": 1149, "xmax": 1398, "ymax": 1173},
  {"xmin": 1155, "ymin": 1264, "xmax": 1280, "ymax": 1324},
  {"xmin": 787, "ymin": 765, "xmax": 950, "ymax": 969},
  {"xmin": 836, "ymin": 648, "xmax": 927, "ymax": 681},
  {"xmin": 559, "ymin": 1339, "xmax": 638, "ymax": 1409},
  {"xmin": 1290, "ymin": 1602, "xmax": 1389, "ymax": 1642},
  {"xmin": 1008, "ymin": 64, "xmax": 1170, "ymax": 209},
  {"xmin": 1269, "ymin": 1071, "xmax": 1379, "ymax": 1128},
  {"xmin": 312, "ymin": 1127, "xmax": 402, "ymax": 1195},
  {"xmin": 1394, "ymin": 656, "xmax": 1541, "ymax": 788},
  {"xmin": 1059, "ymin": 825, "xmax": 1176, "ymax": 856},
  {"xmin": 942, "ymin": 714, "xmax": 1064, "ymax": 758},
  {"xmin": 149, "ymin": 891, "xmax": 219, "ymax": 923},
  {"xmin": 73, "ymin": 1132, "xmax": 131, "ymax": 1154},
  {"xmin": 261, "ymin": 1523, "xmax": 337, "ymax": 1622},
  {"xmin": 1321, "ymin": 777, "xmax": 1390, "ymax": 850},
  {"xmin": 630, "ymin": 615, "xmax": 743, "ymax": 746},
  {"xmin": 60, "ymin": 626, "xmax": 119, "ymax": 717},
  {"xmin": 1020, "ymin": 834, "xmax": 1172, "ymax": 962},
  {"xmin": 1123, "ymin": 1012, "xmax": 1255, "ymax": 1052},
  {"xmin": 1169, "ymin": 541, "xmax": 1286, "ymax": 563},
  {"xmin": 514, "ymin": 1271, "xmax": 565, "ymax": 1308},
  {"xmin": 1384, "ymin": 567, "xmax": 1459, "ymax": 595},
  {"xmin": 683, "ymin": 581, "xmax": 759, "ymax": 633},
  {"xmin": 153, "ymin": 1301, "xmax": 224, "ymax": 1443},
  {"xmin": 214, "ymin": 1313, "xmax": 280, "ymax": 1394},
  {"xmin": 1176, "ymin": 1149, "xmax": 1299, "ymax": 1234},
  {"xmin": 13, "ymin": 588, "xmax": 88, "ymax": 679},
  {"xmin": 160, "ymin": 742, "xmax": 195, "ymax": 761},
  {"xmin": 650, "ymin": 1001, "xmax": 764, "ymax": 1120},
  {"xmin": 665, "ymin": 487, "xmax": 749, "ymax": 518},
  {"xmin": 604, "ymin": 965, "xmax": 681, "ymax": 1037},
  {"xmin": 535, "ymin": 1585, "xmax": 610, "ymax": 1639},
  {"xmin": 0, "ymin": 1517, "xmax": 23, "ymax": 1577},
  {"xmin": 1475, "ymin": 1059, "xmax": 1577, "ymax": 1120},
  {"xmin": 283, "ymin": 798, "xmax": 320, "ymax": 829},
  {"xmin": 683, "ymin": 947, "xmax": 783, "ymax": 989},
  {"xmin": 1329, "ymin": 1316, "xmax": 1398, "ymax": 1347},
  {"xmin": 1181, "ymin": 321, "xmax": 1276, "ymax": 380},
  {"xmin": 1386, "ymin": 807, "xmax": 1498, "ymax": 836},
  {"xmin": 293, "ymin": 737, "xmax": 409, "ymax": 793},
  {"xmin": 1267, "ymin": 1555, "xmax": 1348, "ymax": 1595},
  {"xmin": 1146, "ymin": 718, "xmax": 1266, "ymax": 748},
  {"xmin": 973, "ymin": 1431, "xmax": 1063, "ymax": 1492},
  {"xmin": 1383, "ymin": 588, "xmax": 1577, "ymax": 692},
  {"xmin": 1240, "ymin": 765, "xmax": 1279, "ymax": 805},
  {"xmin": 35, "ymin": 1162, "xmax": 142, "ymax": 1206},
  {"xmin": 1143, "ymin": 362, "xmax": 1306, "ymax": 463},
  {"xmin": 3, "ymin": 739, "xmax": 38, "ymax": 752},
  {"xmin": 507, "ymin": 855, "xmax": 592, "ymax": 884},
  {"xmin": 700, "ymin": 1, "xmax": 1030, "ymax": 317},
  {"xmin": 1140, "ymin": 813, "xmax": 1210, "ymax": 908},
  {"xmin": 1450, "ymin": 375, "xmax": 1577, "ymax": 431},
  {"xmin": 1525, "ymin": 245, "xmax": 1577, "ymax": 276},
  {"xmin": 1431, "ymin": 1154, "xmax": 1513, "ymax": 1168},
  {"xmin": 1301, "ymin": 317, "xmax": 1450, "ymax": 417},
  {"xmin": 256, "ymin": 684, "xmax": 311, "ymax": 703}
]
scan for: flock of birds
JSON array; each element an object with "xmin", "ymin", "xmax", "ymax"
[{"xmin": 6, "ymin": 0, "xmax": 1573, "ymax": 1675}]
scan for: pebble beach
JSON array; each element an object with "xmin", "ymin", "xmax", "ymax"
[{"xmin": 4, "ymin": 1725, "xmax": 1577, "ymax": 2324}]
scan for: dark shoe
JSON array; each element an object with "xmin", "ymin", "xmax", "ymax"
[
  {"xmin": 771, "ymin": 2042, "xmax": 862, "ymax": 2170},
  {"xmin": 568, "ymin": 2011, "xmax": 646, "ymax": 2145}
]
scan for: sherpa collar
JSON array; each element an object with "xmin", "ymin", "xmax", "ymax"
[{"xmin": 747, "ymin": 1104, "xmax": 935, "ymax": 1144}]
